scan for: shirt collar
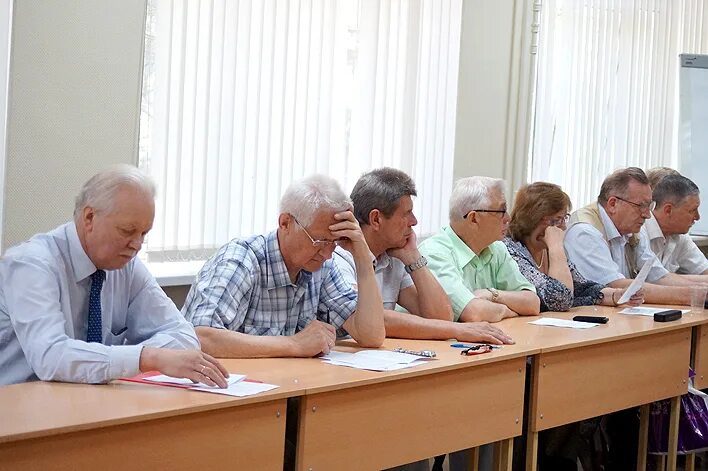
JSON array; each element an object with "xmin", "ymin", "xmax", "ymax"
[
  {"xmin": 598, "ymin": 205, "xmax": 626, "ymax": 243},
  {"xmin": 442, "ymin": 226, "xmax": 492, "ymax": 269},
  {"xmin": 374, "ymin": 252, "xmax": 391, "ymax": 272},
  {"xmin": 66, "ymin": 221, "xmax": 97, "ymax": 282},
  {"xmin": 643, "ymin": 214, "xmax": 665, "ymax": 243},
  {"xmin": 265, "ymin": 230, "xmax": 311, "ymax": 289}
]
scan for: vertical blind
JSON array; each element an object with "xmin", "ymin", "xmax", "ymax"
[
  {"xmin": 139, "ymin": 0, "xmax": 462, "ymax": 262},
  {"xmin": 530, "ymin": 0, "xmax": 708, "ymax": 210}
]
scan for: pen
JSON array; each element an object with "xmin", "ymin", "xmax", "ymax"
[{"xmin": 450, "ymin": 343, "xmax": 501, "ymax": 349}]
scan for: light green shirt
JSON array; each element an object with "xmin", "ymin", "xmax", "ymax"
[{"xmin": 419, "ymin": 226, "xmax": 536, "ymax": 321}]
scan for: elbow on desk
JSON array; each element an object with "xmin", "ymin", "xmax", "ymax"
[
  {"xmin": 353, "ymin": 329, "xmax": 386, "ymax": 349},
  {"xmin": 519, "ymin": 293, "xmax": 541, "ymax": 316},
  {"xmin": 194, "ymin": 326, "xmax": 221, "ymax": 356}
]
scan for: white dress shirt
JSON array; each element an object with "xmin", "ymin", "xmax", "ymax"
[
  {"xmin": 0, "ymin": 222, "xmax": 199, "ymax": 386},
  {"xmin": 565, "ymin": 205, "xmax": 668, "ymax": 286},
  {"xmin": 641, "ymin": 215, "xmax": 708, "ymax": 275}
]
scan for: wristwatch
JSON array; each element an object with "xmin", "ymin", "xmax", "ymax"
[
  {"xmin": 404, "ymin": 255, "xmax": 428, "ymax": 274},
  {"xmin": 486, "ymin": 287, "xmax": 500, "ymax": 303}
]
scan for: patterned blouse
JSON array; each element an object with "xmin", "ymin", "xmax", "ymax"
[{"xmin": 503, "ymin": 237, "xmax": 605, "ymax": 312}]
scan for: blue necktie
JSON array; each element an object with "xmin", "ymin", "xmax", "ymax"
[{"xmin": 87, "ymin": 270, "xmax": 105, "ymax": 343}]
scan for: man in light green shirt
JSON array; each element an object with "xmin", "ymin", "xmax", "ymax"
[{"xmin": 420, "ymin": 176, "xmax": 540, "ymax": 322}]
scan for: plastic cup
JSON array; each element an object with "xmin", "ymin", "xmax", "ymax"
[{"xmin": 690, "ymin": 286, "xmax": 708, "ymax": 313}]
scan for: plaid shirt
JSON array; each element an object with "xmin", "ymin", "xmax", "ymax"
[{"xmin": 182, "ymin": 231, "xmax": 358, "ymax": 336}]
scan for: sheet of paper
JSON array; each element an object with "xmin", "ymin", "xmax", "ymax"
[
  {"xmin": 143, "ymin": 373, "xmax": 246, "ymax": 388},
  {"xmin": 321, "ymin": 350, "xmax": 434, "ymax": 372},
  {"xmin": 193, "ymin": 381, "xmax": 279, "ymax": 397},
  {"xmin": 617, "ymin": 259, "xmax": 653, "ymax": 304},
  {"xmin": 529, "ymin": 317, "xmax": 598, "ymax": 329},
  {"xmin": 620, "ymin": 307, "xmax": 691, "ymax": 317}
]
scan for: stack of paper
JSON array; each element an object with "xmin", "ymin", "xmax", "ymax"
[
  {"xmin": 529, "ymin": 318, "xmax": 598, "ymax": 329},
  {"xmin": 321, "ymin": 350, "xmax": 435, "ymax": 371},
  {"xmin": 126, "ymin": 373, "xmax": 279, "ymax": 397},
  {"xmin": 620, "ymin": 307, "xmax": 690, "ymax": 317}
]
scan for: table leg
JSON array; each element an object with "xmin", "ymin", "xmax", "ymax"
[
  {"xmin": 686, "ymin": 453, "xmax": 695, "ymax": 471},
  {"xmin": 637, "ymin": 404, "xmax": 650, "ymax": 471},
  {"xmin": 470, "ymin": 447, "xmax": 480, "ymax": 471},
  {"xmin": 525, "ymin": 431, "xmax": 538, "ymax": 471},
  {"xmin": 497, "ymin": 438, "xmax": 513, "ymax": 471},
  {"xmin": 667, "ymin": 396, "xmax": 681, "ymax": 471}
]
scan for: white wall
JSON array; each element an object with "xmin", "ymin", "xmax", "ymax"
[
  {"xmin": 2, "ymin": 0, "xmax": 147, "ymax": 249},
  {"xmin": 454, "ymin": 0, "xmax": 524, "ymax": 182}
]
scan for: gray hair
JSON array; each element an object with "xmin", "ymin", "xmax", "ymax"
[
  {"xmin": 652, "ymin": 174, "xmax": 700, "ymax": 206},
  {"xmin": 351, "ymin": 167, "xmax": 417, "ymax": 225},
  {"xmin": 449, "ymin": 176, "xmax": 505, "ymax": 222},
  {"xmin": 74, "ymin": 165, "xmax": 156, "ymax": 219},
  {"xmin": 646, "ymin": 166, "xmax": 680, "ymax": 190},
  {"xmin": 598, "ymin": 167, "xmax": 649, "ymax": 206},
  {"xmin": 279, "ymin": 174, "xmax": 351, "ymax": 227}
]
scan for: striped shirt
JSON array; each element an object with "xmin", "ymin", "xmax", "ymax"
[{"xmin": 183, "ymin": 231, "xmax": 358, "ymax": 336}]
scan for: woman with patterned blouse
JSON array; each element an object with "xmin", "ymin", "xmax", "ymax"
[{"xmin": 504, "ymin": 182, "xmax": 643, "ymax": 312}]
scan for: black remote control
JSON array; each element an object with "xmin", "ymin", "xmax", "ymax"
[{"xmin": 572, "ymin": 315, "xmax": 609, "ymax": 324}]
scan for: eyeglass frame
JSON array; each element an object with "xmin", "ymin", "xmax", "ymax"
[
  {"xmin": 292, "ymin": 216, "xmax": 338, "ymax": 249},
  {"xmin": 544, "ymin": 213, "xmax": 571, "ymax": 227},
  {"xmin": 463, "ymin": 207, "xmax": 508, "ymax": 219},
  {"xmin": 611, "ymin": 195, "xmax": 656, "ymax": 213},
  {"xmin": 460, "ymin": 344, "xmax": 493, "ymax": 355}
]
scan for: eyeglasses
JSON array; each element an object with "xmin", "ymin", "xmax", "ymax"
[
  {"xmin": 545, "ymin": 214, "xmax": 570, "ymax": 226},
  {"xmin": 460, "ymin": 344, "xmax": 493, "ymax": 355},
  {"xmin": 293, "ymin": 216, "xmax": 337, "ymax": 249},
  {"xmin": 463, "ymin": 208, "xmax": 508, "ymax": 219},
  {"xmin": 612, "ymin": 196, "xmax": 656, "ymax": 213}
]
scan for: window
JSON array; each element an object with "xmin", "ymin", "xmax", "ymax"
[
  {"xmin": 139, "ymin": 0, "xmax": 462, "ymax": 262},
  {"xmin": 530, "ymin": 0, "xmax": 708, "ymax": 209}
]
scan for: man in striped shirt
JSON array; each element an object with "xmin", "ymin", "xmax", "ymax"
[{"xmin": 183, "ymin": 174, "xmax": 385, "ymax": 358}]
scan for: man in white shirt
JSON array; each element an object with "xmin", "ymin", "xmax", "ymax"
[
  {"xmin": 642, "ymin": 174, "xmax": 708, "ymax": 280},
  {"xmin": 334, "ymin": 168, "xmax": 512, "ymax": 345},
  {"xmin": 0, "ymin": 166, "xmax": 228, "ymax": 387},
  {"xmin": 565, "ymin": 167, "xmax": 706, "ymax": 305}
]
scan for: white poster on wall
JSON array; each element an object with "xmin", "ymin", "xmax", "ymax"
[{"xmin": 679, "ymin": 54, "xmax": 708, "ymax": 236}]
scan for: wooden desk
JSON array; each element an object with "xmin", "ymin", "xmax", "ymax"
[
  {"xmin": 692, "ymin": 318, "xmax": 708, "ymax": 389},
  {"xmin": 222, "ymin": 338, "xmax": 537, "ymax": 471},
  {"xmin": 0, "ymin": 376, "xmax": 301, "ymax": 471},
  {"xmin": 296, "ymin": 339, "xmax": 532, "ymax": 471},
  {"xmin": 500, "ymin": 306, "xmax": 707, "ymax": 471}
]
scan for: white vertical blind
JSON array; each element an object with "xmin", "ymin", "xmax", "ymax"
[
  {"xmin": 139, "ymin": 0, "xmax": 462, "ymax": 262},
  {"xmin": 530, "ymin": 0, "xmax": 708, "ymax": 210}
]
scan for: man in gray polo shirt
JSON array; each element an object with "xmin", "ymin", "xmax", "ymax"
[{"xmin": 334, "ymin": 168, "xmax": 513, "ymax": 345}]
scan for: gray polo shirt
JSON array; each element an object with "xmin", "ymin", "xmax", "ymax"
[{"xmin": 333, "ymin": 246, "xmax": 414, "ymax": 309}]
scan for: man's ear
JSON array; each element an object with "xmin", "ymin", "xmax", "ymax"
[
  {"xmin": 368, "ymin": 209, "xmax": 382, "ymax": 229},
  {"xmin": 278, "ymin": 213, "xmax": 293, "ymax": 231},
  {"xmin": 663, "ymin": 203, "xmax": 673, "ymax": 217},
  {"xmin": 605, "ymin": 197, "xmax": 618, "ymax": 215},
  {"xmin": 83, "ymin": 206, "xmax": 96, "ymax": 232}
]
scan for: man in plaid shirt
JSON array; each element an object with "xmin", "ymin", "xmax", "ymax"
[{"xmin": 182, "ymin": 175, "xmax": 385, "ymax": 357}]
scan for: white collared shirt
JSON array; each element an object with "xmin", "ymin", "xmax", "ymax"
[
  {"xmin": 333, "ymin": 246, "xmax": 413, "ymax": 310},
  {"xmin": 641, "ymin": 215, "xmax": 708, "ymax": 275},
  {"xmin": 565, "ymin": 205, "xmax": 668, "ymax": 285},
  {"xmin": 0, "ymin": 222, "xmax": 199, "ymax": 386}
]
